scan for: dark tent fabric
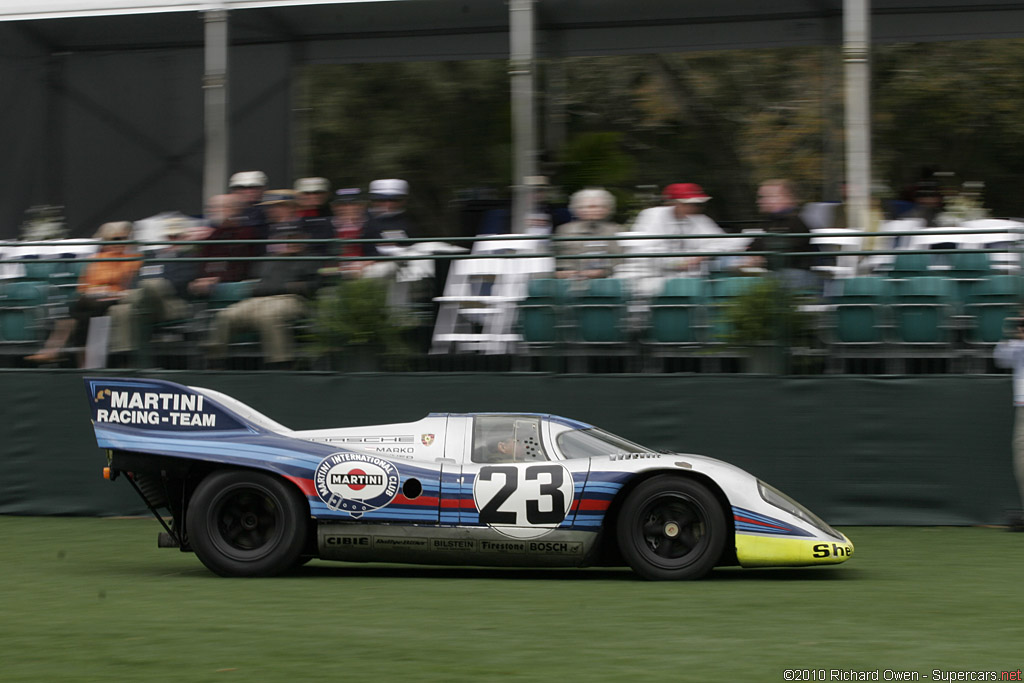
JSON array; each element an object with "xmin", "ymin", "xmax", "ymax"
[{"xmin": 4, "ymin": 0, "xmax": 1024, "ymax": 236}]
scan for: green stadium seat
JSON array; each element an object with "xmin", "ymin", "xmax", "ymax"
[
  {"xmin": 518, "ymin": 278, "xmax": 570, "ymax": 345},
  {"xmin": 825, "ymin": 276, "xmax": 892, "ymax": 373},
  {"xmin": 567, "ymin": 278, "xmax": 634, "ymax": 371},
  {"xmin": 572, "ymin": 277, "xmax": 627, "ymax": 343},
  {"xmin": 948, "ymin": 251, "xmax": 993, "ymax": 305},
  {"xmin": 642, "ymin": 277, "xmax": 709, "ymax": 372},
  {"xmin": 649, "ymin": 277, "xmax": 706, "ymax": 344},
  {"xmin": 833, "ymin": 276, "xmax": 889, "ymax": 344},
  {"xmin": 0, "ymin": 280, "xmax": 50, "ymax": 353},
  {"xmin": 963, "ymin": 274, "xmax": 1021, "ymax": 346},
  {"xmin": 888, "ymin": 252, "xmax": 933, "ymax": 279},
  {"xmin": 890, "ymin": 275, "xmax": 957, "ymax": 372}
]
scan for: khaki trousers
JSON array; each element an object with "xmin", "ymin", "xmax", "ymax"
[
  {"xmin": 108, "ymin": 278, "xmax": 188, "ymax": 353},
  {"xmin": 207, "ymin": 294, "xmax": 307, "ymax": 363}
]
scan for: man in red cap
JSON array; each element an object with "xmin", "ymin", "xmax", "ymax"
[{"xmin": 626, "ymin": 183, "xmax": 727, "ymax": 291}]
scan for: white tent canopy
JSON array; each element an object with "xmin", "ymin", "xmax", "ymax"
[{"xmin": 0, "ymin": 1, "xmax": 398, "ymax": 21}]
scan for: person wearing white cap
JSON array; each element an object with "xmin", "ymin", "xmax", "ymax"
[
  {"xmin": 294, "ymin": 177, "xmax": 332, "ymax": 219},
  {"xmin": 362, "ymin": 178, "xmax": 419, "ymax": 257},
  {"xmin": 228, "ymin": 170, "xmax": 270, "ymax": 243},
  {"xmin": 205, "ymin": 198, "xmax": 320, "ymax": 370},
  {"xmin": 228, "ymin": 170, "xmax": 268, "ymax": 208}
]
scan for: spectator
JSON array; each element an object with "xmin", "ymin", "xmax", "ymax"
[
  {"xmin": 330, "ymin": 188, "xmax": 368, "ymax": 277},
  {"xmin": 992, "ymin": 320, "xmax": 1024, "ymax": 532},
  {"xmin": 362, "ymin": 179, "xmax": 419, "ymax": 257},
  {"xmin": 196, "ymin": 192, "xmax": 263, "ymax": 285},
  {"xmin": 477, "ymin": 176, "xmax": 571, "ymax": 235},
  {"xmin": 228, "ymin": 170, "xmax": 270, "ymax": 240},
  {"xmin": 743, "ymin": 179, "xmax": 818, "ymax": 291},
  {"xmin": 204, "ymin": 202, "xmax": 320, "ymax": 370},
  {"xmin": 106, "ymin": 218, "xmax": 203, "ymax": 364},
  {"xmin": 553, "ymin": 188, "xmax": 623, "ymax": 280},
  {"xmin": 261, "ymin": 187, "xmax": 333, "ymax": 258},
  {"xmin": 630, "ymin": 183, "xmax": 728, "ymax": 275},
  {"xmin": 901, "ymin": 180, "xmax": 944, "ymax": 227},
  {"xmin": 26, "ymin": 221, "xmax": 142, "ymax": 366},
  {"xmin": 294, "ymin": 177, "xmax": 333, "ymax": 219},
  {"xmin": 524, "ymin": 175, "xmax": 572, "ymax": 233}
]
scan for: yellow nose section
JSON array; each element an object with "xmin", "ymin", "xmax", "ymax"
[{"xmin": 736, "ymin": 533, "xmax": 854, "ymax": 568}]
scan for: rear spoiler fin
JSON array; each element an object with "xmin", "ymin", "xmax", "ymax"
[{"xmin": 85, "ymin": 377, "xmax": 255, "ymax": 436}]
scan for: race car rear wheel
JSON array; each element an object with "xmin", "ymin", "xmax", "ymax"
[
  {"xmin": 616, "ymin": 476, "xmax": 726, "ymax": 581},
  {"xmin": 186, "ymin": 470, "xmax": 309, "ymax": 577}
]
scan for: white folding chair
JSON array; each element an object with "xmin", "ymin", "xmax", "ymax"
[{"xmin": 431, "ymin": 236, "xmax": 554, "ymax": 355}]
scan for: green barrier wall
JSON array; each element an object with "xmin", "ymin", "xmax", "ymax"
[{"xmin": 1, "ymin": 370, "xmax": 1017, "ymax": 525}]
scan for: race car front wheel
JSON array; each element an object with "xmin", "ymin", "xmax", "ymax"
[
  {"xmin": 616, "ymin": 476, "xmax": 726, "ymax": 581},
  {"xmin": 187, "ymin": 470, "xmax": 309, "ymax": 577}
]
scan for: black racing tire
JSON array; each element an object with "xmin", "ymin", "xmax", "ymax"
[
  {"xmin": 186, "ymin": 470, "xmax": 309, "ymax": 577},
  {"xmin": 616, "ymin": 476, "xmax": 726, "ymax": 581}
]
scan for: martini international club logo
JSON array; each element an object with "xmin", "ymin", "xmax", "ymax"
[{"xmin": 314, "ymin": 453, "xmax": 401, "ymax": 518}]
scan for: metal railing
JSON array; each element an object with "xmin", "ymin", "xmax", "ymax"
[{"xmin": 1, "ymin": 224, "xmax": 1021, "ymax": 374}]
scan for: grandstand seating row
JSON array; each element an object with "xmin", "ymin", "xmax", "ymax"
[
  {"xmin": 514, "ymin": 272, "xmax": 1022, "ymax": 373},
  {"xmin": 1, "ymin": 243, "xmax": 1022, "ymax": 372}
]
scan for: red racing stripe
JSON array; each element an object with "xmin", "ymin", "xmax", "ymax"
[
  {"xmin": 393, "ymin": 495, "xmax": 439, "ymax": 507},
  {"xmin": 440, "ymin": 498, "xmax": 478, "ymax": 509},
  {"xmin": 733, "ymin": 514, "xmax": 787, "ymax": 530},
  {"xmin": 285, "ymin": 476, "xmax": 317, "ymax": 498}
]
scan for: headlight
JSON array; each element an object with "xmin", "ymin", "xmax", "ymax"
[{"xmin": 758, "ymin": 480, "xmax": 843, "ymax": 540}]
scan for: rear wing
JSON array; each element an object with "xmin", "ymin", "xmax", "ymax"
[
  {"xmin": 85, "ymin": 377, "xmax": 264, "ymax": 440},
  {"xmin": 85, "ymin": 376, "xmax": 340, "ymax": 479}
]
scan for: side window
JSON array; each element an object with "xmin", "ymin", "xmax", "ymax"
[
  {"xmin": 556, "ymin": 430, "xmax": 615, "ymax": 460},
  {"xmin": 472, "ymin": 416, "xmax": 547, "ymax": 464}
]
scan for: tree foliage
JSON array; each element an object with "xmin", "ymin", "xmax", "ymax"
[{"xmin": 304, "ymin": 39, "xmax": 1024, "ymax": 234}]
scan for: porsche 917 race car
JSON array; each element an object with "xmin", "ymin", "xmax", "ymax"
[{"xmin": 85, "ymin": 377, "xmax": 853, "ymax": 580}]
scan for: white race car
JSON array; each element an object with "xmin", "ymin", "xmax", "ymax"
[{"xmin": 86, "ymin": 377, "xmax": 853, "ymax": 580}]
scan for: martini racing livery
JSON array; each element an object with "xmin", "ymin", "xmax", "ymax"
[{"xmin": 85, "ymin": 377, "xmax": 853, "ymax": 580}]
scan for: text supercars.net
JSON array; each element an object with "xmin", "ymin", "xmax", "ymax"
[{"xmin": 783, "ymin": 669, "xmax": 1023, "ymax": 681}]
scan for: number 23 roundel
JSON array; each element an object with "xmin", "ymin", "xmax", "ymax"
[{"xmin": 472, "ymin": 464, "xmax": 574, "ymax": 539}]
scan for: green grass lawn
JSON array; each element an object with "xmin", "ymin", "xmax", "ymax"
[{"xmin": 1, "ymin": 518, "xmax": 1022, "ymax": 682}]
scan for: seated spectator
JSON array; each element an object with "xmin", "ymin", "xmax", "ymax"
[
  {"xmin": 553, "ymin": 188, "xmax": 623, "ymax": 280},
  {"xmin": 197, "ymin": 192, "xmax": 264, "ymax": 286},
  {"xmin": 228, "ymin": 170, "xmax": 270, "ymax": 239},
  {"xmin": 362, "ymin": 179, "xmax": 419, "ymax": 257},
  {"xmin": 901, "ymin": 180, "xmax": 944, "ymax": 227},
  {"xmin": 330, "ymin": 188, "xmax": 368, "ymax": 277},
  {"xmin": 204, "ymin": 203, "xmax": 320, "ymax": 370},
  {"xmin": 262, "ymin": 189, "xmax": 332, "ymax": 258},
  {"xmin": 631, "ymin": 183, "xmax": 727, "ymax": 271},
  {"xmin": 625, "ymin": 183, "xmax": 728, "ymax": 295},
  {"xmin": 294, "ymin": 178, "xmax": 336, "ymax": 258},
  {"xmin": 294, "ymin": 177, "xmax": 333, "ymax": 219},
  {"xmin": 107, "ymin": 218, "xmax": 206, "ymax": 364},
  {"xmin": 26, "ymin": 221, "xmax": 142, "ymax": 366},
  {"xmin": 742, "ymin": 179, "xmax": 818, "ymax": 291},
  {"xmin": 524, "ymin": 175, "xmax": 572, "ymax": 233}
]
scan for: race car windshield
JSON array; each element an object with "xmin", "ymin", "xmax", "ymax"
[{"xmin": 556, "ymin": 428, "xmax": 654, "ymax": 460}]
